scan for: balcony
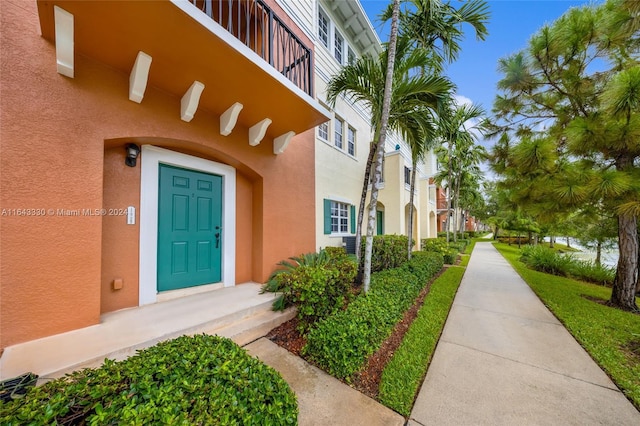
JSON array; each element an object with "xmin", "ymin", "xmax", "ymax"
[
  {"xmin": 190, "ymin": 0, "xmax": 312, "ymax": 96},
  {"xmin": 436, "ymin": 199, "xmax": 450, "ymax": 211},
  {"xmin": 36, "ymin": 0, "xmax": 329, "ymax": 142}
]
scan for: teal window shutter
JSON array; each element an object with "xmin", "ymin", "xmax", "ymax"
[
  {"xmin": 324, "ymin": 199, "xmax": 332, "ymax": 234},
  {"xmin": 350, "ymin": 205, "xmax": 356, "ymax": 234}
]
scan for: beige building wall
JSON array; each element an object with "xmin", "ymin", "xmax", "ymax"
[{"xmin": 290, "ymin": 0, "xmax": 437, "ymax": 251}]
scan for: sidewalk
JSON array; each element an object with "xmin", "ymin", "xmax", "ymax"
[
  {"xmin": 409, "ymin": 242, "xmax": 640, "ymax": 425},
  {"xmin": 245, "ymin": 338, "xmax": 404, "ymax": 426}
]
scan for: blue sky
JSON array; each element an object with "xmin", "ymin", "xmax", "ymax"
[{"xmin": 359, "ymin": 0, "xmax": 601, "ymax": 113}]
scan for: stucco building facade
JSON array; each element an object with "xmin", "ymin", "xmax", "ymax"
[
  {"xmin": 1, "ymin": 0, "xmax": 328, "ymax": 351},
  {"xmin": 0, "ymin": 0, "xmax": 449, "ymax": 358}
]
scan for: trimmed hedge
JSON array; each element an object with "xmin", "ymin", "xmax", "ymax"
[
  {"xmin": 360, "ymin": 235, "xmax": 410, "ymax": 273},
  {"xmin": 421, "ymin": 238, "xmax": 460, "ymax": 264},
  {"xmin": 303, "ymin": 251, "xmax": 444, "ymax": 380},
  {"xmin": 0, "ymin": 335, "xmax": 298, "ymax": 425}
]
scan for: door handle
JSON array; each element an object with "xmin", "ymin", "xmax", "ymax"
[{"xmin": 215, "ymin": 232, "xmax": 220, "ymax": 248}]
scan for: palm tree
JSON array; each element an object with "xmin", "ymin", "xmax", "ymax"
[
  {"xmin": 326, "ymin": 36, "xmax": 452, "ymax": 287},
  {"xmin": 364, "ymin": 0, "xmax": 401, "ymax": 293},
  {"xmin": 383, "ymin": 0, "xmax": 489, "ymax": 256},
  {"xmin": 434, "ymin": 102, "xmax": 487, "ymax": 241}
]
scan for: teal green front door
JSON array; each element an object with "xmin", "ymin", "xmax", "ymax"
[
  {"xmin": 157, "ymin": 164, "xmax": 222, "ymax": 292},
  {"xmin": 376, "ymin": 210, "xmax": 384, "ymax": 235}
]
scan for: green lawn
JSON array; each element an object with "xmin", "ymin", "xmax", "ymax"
[
  {"xmin": 493, "ymin": 242, "xmax": 640, "ymax": 409},
  {"xmin": 378, "ymin": 266, "xmax": 465, "ymax": 416}
]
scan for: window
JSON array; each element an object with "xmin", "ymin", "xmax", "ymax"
[
  {"xmin": 334, "ymin": 118, "xmax": 343, "ymax": 149},
  {"xmin": 318, "ymin": 122, "xmax": 329, "ymax": 141},
  {"xmin": 347, "ymin": 47, "xmax": 356, "ymax": 65},
  {"xmin": 324, "ymin": 199, "xmax": 354, "ymax": 235},
  {"xmin": 331, "ymin": 201, "xmax": 349, "ymax": 233},
  {"xmin": 404, "ymin": 166, "xmax": 411, "ymax": 185},
  {"xmin": 318, "ymin": 8, "xmax": 329, "ymax": 48},
  {"xmin": 347, "ymin": 126, "xmax": 355, "ymax": 156},
  {"xmin": 334, "ymin": 30, "xmax": 344, "ymax": 63}
]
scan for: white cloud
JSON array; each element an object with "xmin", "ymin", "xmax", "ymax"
[{"xmin": 453, "ymin": 94, "xmax": 473, "ymax": 107}]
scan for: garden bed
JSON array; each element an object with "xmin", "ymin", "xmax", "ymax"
[{"xmin": 268, "ymin": 268, "xmax": 444, "ymax": 399}]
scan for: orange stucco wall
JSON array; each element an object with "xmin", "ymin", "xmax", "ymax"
[
  {"xmin": 1, "ymin": 0, "xmax": 316, "ymax": 349},
  {"xmin": 100, "ymin": 148, "xmax": 141, "ymax": 314}
]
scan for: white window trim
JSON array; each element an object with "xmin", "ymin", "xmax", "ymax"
[
  {"xmin": 139, "ymin": 145, "xmax": 236, "ymax": 306},
  {"xmin": 347, "ymin": 126, "xmax": 356, "ymax": 156},
  {"xmin": 318, "ymin": 4, "xmax": 354, "ymax": 67},
  {"xmin": 334, "ymin": 29, "xmax": 344, "ymax": 64},
  {"xmin": 318, "ymin": 121, "xmax": 329, "ymax": 141},
  {"xmin": 334, "ymin": 116, "xmax": 344, "ymax": 149},
  {"xmin": 318, "ymin": 6, "xmax": 330, "ymax": 48},
  {"xmin": 330, "ymin": 200, "xmax": 350, "ymax": 234},
  {"xmin": 347, "ymin": 46, "xmax": 356, "ymax": 65}
]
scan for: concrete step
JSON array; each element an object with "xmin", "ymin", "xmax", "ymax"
[
  {"xmin": 214, "ymin": 308, "xmax": 296, "ymax": 347},
  {"xmin": 0, "ymin": 283, "xmax": 288, "ymax": 382}
]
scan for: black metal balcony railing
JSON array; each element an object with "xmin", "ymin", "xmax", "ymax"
[
  {"xmin": 191, "ymin": 0, "xmax": 313, "ymax": 96},
  {"xmin": 436, "ymin": 199, "xmax": 451, "ymax": 211}
]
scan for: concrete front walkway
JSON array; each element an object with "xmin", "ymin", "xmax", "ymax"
[
  {"xmin": 410, "ymin": 242, "xmax": 640, "ymax": 425},
  {"xmin": 245, "ymin": 338, "xmax": 404, "ymax": 426}
]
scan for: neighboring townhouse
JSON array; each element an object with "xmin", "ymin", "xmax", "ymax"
[
  {"xmin": 0, "ymin": 0, "xmax": 329, "ymax": 352},
  {"xmin": 282, "ymin": 0, "xmax": 441, "ymax": 253},
  {"xmin": 310, "ymin": 0, "xmax": 382, "ymax": 251},
  {"xmin": 435, "ymin": 182, "xmax": 481, "ymax": 234}
]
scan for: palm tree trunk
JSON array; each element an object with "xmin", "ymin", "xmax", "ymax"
[
  {"xmin": 453, "ymin": 176, "xmax": 461, "ymax": 242},
  {"xmin": 355, "ymin": 136, "xmax": 379, "ymax": 266},
  {"xmin": 407, "ymin": 158, "xmax": 418, "ymax": 260},
  {"xmin": 363, "ymin": 0, "xmax": 400, "ymax": 293},
  {"xmin": 447, "ymin": 144, "xmax": 453, "ymax": 243}
]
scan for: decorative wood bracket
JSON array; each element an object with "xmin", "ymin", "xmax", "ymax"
[
  {"xmin": 129, "ymin": 51, "xmax": 152, "ymax": 103},
  {"xmin": 249, "ymin": 118, "xmax": 272, "ymax": 146},
  {"xmin": 273, "ymin": 131, "xmax": 295, "ymax": 155},
  {"xmin": 220, "ymin": 102, "xmax": 243, "ymax": 136},
  {"xmin": 180, "ymin": 81, "xmax": 205, "ymax": 122},
  {"xmin": 54, "ymin": 6, "xmax": 74, "ymax": 78}
]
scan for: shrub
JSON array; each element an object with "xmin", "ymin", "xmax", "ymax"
[
  {"xmin": 521, "ymin": 245, "xmax": 573, "ymax": 276},
  {"xmin": 324, "ymin": 246, "xmax": 347, "ymax": 260},
  {"xmin": 303, "ymin": 252, "xmax": 444, "ymax": 379},
  {"xmin": 497, "ymin": 236, "xmax": 529, "ymax": 245},
  {"xmin": 262, "ymin": 249, "xmax": 356, "ymax": 331},
  {"xmin": 449, "ymin": 239, "xmax": 469, "ymax": 253},
  {"xmin": 0, "ymin": 335, "xmax": 297, "ymax": 425},
  {"xmin": 421, "ymin": 238, "xmax": 460, "ymax": 264},
  {"xmin": 567, "ymin": 260, "xmax": 615, "ymax": 286},
  {"xmin": 360, "ymin": 235, "xmax": 410, "ymax": 273},
  {"xmin": 520, "ymin": 245, "xmax": 615, "ymax": 286}
]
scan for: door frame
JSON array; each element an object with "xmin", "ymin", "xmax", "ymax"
[{"xmin": 139, "ymin": 145, "xmax": 236, "ymax": 306}]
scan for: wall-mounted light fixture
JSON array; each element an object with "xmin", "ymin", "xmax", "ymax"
[
  {"xmin": 395, "ymin": 144, "xmax": 400, "ymax": 150},
  {"xmin": 125, "ymin": 143, "xmax": 140, "ymax": 167}
]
